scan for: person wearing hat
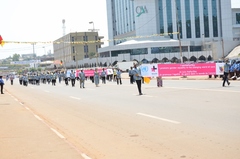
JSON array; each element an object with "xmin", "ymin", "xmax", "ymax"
[
  {"xmin": 0, "ymin": 76, "xmax": 4, "ymax": 94},
  {"xmin": 79, "ymin": 69, "xmax": 86, "ymax": 88}
]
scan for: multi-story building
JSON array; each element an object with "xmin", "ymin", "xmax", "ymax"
[
  {"xmin": 53, "ymin": 32, "xmax": 104, "ymax": 68},
  {"xmin": 98, "ymin": 0, "xmax": 240, "ymax": 65}
]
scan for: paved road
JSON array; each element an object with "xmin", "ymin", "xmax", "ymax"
[{"xmin": 1, "ymin": 78, "xmax": 240, "ymax": 159}]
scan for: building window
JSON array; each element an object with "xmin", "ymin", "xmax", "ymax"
[
  {"xmin": 95, "ymin": 36, "xmax": 98, "ymax": 41},
  {"xmin": 84, "ymin": 45, "xmax": 88, "ymax": 53},
  {"xmin": 83, "ymin": 36, "xmax": 88, "ymax": 41},
  {"xmin": 72, "ymin": 46, "xmax": 75, "ymax": 53},
  {"xmin": 203, "ymin": 0, "xmax": 209, "ymax": 37},
  {"xmin": 212, "ymin": 0, "xmax": 218, "ymax": 37},
  {"xmin": 190, "ymin": 46, "xmax": 202, "ymax": 52},
  {"xmin": 73, "ymin": 56, "xmax": 75, "ymax": 61},
  {"xmin": 96, "ymin": 45, "xmax": 98, "ymax": 52},
  {"xmin": 185, "ymin": 0, "xmax": 192, "ymax": 38},
  {"xmin": 236, "ymin": 13, "xmax": 240, "ymax": 24},
  {"xmin": 166, "ymin": 1, "xmax": 173, "ymax": 39},
  {"xmin": 176, "ymin": 0, "xmax": 182, "ymax": 39},
  {"xmin": 194, "ymin": 0, "xmax": 200, "ymax": 38},
  {"xmin": 159, "ymin": 0, "xmax": 164, "ymax": 34},
  {"xmin": 71, "ymin": 36, "xmax": 74, "ymax": 42},
  {"xmin": 151, "ymin": 46, "xmax": 188, "ymax": 54}
]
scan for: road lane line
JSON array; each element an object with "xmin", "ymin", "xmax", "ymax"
[
  {"xmin": 25, "ymin": 107, "xmax": 30, "ymax": 110},
  {"xmin": 34, "ymin": 115, "xmax": 43, "ymax": 121},
  {"xmin": 137, "ymin": 113, "xmax": 181, "ymax": 124},
  {"xmin": 44, "ymin": 90, "xmax": 50, "ymax": 93},
  {"xmin": 50, "ymin": 128, "xmax": 65, "ymax": 139},
  {"xmin": 70, "ymin": 96, "xmax": 81, "ymax": 100},
  {"xmin": 81, "ymin": 153, "xmax": 92, "ymax": 159}
]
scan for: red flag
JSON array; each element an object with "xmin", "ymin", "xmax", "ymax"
[{"xmin": 0, "ymin": 35, "xmax": 4, "ymax": 46}]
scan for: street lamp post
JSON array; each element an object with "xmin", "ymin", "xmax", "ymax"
[
  {"xmin": 42, "ymin": 46, "xmax": 46, "ymax": 55},
  {"xmin": 89, "ymin": 21, "xmax": 95, "ymax": 32},
  {"xmin": 75, "ymin": 32, "xmax": 78, "ymax": 69}
]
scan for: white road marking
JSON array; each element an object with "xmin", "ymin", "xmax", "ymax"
[
  {"xmin": 70, "ymin": 96, "xmax": 81, "ymax": 100},
  {"xmin": 14, "ymin": 98, "xmax": 18, "ymax": 101},
  {"xmin": 137, "ymin": 113, "xmax": 181, "ymax": 124},
  {"xmin": 34, "ymin": 115, "xmax": 43, "ymax": 121},
  {"xmin": 44, "ymin": 90, "xmax": 50, "ymax": 93},
  {"xmin": 50, "ymin": 128, "xmax": 65, "ymax": 139},
  {"xmin": 81, "ymin": 153, "xmax": 92, "ymax": 159},
  {"xmin": 19, "ymin": 102, "xmax": 24, "ymax": 105},
  {"xmin": 25, "ymin": 107, "xmax": 30, "ymax": 110}
]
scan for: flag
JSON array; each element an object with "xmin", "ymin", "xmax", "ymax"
[
  {"xmin": 144, "ymin": 77, "xmax": 151, "ymax": 84},
  {"xmin": 0, "ymin": 35, "xmax": 5, "ymax": 47},
  {"xmin": 1, "ymin": 40, "xmax": 5, "ymax": 47}
]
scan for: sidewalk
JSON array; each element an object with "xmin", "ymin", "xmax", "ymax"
[{"xmin": 0, "ymin": 91, "xmax": 84, "ymax": 159}]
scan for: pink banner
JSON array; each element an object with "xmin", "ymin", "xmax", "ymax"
[
  {"xmin": 75, "ymin": 68, "xmax": 106, "ymax": 77},
  {"xmin": 158, "ymin": 63, "xmax": 216, "ymax": 76}
]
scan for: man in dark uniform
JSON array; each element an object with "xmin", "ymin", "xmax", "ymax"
[{"xmin": 0, "ymin": 76, "xmax": 4, "ymax": 94}]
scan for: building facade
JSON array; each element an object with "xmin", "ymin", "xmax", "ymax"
[
  {"xmin": 98, "ymin": 0, "xmax": 240, "ymax": 65},
  {"xmin": 53, "ymin": 32, "xmax": 104, "ymax": 68}
]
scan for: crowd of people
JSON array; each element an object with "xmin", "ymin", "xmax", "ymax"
[{"xmin": 1, "ymin": 65, "xmax": 144, "ymax": 95}]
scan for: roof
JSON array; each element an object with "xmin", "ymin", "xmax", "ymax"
[{"xmin": 226, "ymin": 45, "xmax": 240, "ymax": 59}]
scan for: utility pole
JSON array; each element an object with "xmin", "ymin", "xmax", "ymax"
[{"xmin": 75, "ymin": 32, "xmax": 78, "ymax": 69}]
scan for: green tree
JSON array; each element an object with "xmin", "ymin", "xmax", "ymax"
[
  {"xmin": 89, "ymin": 52, "xmax": 96, "ymax": 59},
  {"xmin": 12, "ymin": 53, "xmax": 20, "ymax": 61}
]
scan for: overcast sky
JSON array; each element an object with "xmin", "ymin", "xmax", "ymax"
[
  {"xmin": 0, "ymin": 0, "xmax": 108, "ymax": 59},
  {"xmin": 0, "ymin": 0, "xmax": 240, "ymax": 59}
]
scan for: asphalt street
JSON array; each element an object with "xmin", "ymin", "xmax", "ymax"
[{"xmin": 1, "ymin": 77, "xmax": 240, "ymax": 159}]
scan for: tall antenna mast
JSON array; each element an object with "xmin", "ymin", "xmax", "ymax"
[{"xmin": 62, "ymin": 19, "xmax": 66, "ymax": 36}]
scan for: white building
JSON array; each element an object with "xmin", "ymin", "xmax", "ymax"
[{"xmin": 98, "ymin": 0, "xmax": 240, "ymax": 65}]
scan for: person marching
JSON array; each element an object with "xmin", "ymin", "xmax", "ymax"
[
  {"xmin": 79, "ymin": 69, "xmax": 86, "ymax": 88},
  {"xmin": 113, "ymin": 69, "xmax": 117, "ymax": 82},
  {"xmin": 129, "ymin": 67, "xmax": 134, "ymax": 84},
  {"xmin": 70, "ymin": 70, "xmax": 76, "ymax": 87},
  {"xmin": 94, "ymin": 68, "xmax": 100, "ymax": 87},
  {"xmin": 116, "ymin": 68, "xmax": 122, "ymax": 85},
  {"xmin": 0, "ymin": 76, "xmax": 5, "ymax": 94},
  {"xmin": 132, "ymin": 64, "xmax": 143, "ymax": 95},
  {"xmin": 52, "ymin": 72, "xmax": 57, "ymax": 86},
  {"xmin": 64, "ymin": 71, "xmax": 69, "ymax": 86},
  {"xmin": 222, "ymin": 59, "xmax": 231, "ymax": 87},
  {"xmin": 101, "ymin": 68, "xmax": 107, "ymax": 84},
  {"xmin": 19, "ymin": 74, "xmax": 23, "ymax": 85},
  {"xmin": 10, "ymin": 74, "xmax": 14, "ymax": 85}
]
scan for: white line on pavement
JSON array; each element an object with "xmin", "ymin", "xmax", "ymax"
[
  {"xmin": 81, "ymin": 153, "xmax": 92, "ymax": 159},
  {"xmin": 44, "ymin": 90, "xmax": 50, "ymax": 93},
  {"xmin": 34, "ymin": 115, "xmax": 43, "ymax": 121},
  {"xmin": 25, "ymin": 107, "xmax": 30, "ymax": 110},
  {"xmin": 137, "ymin": 113, "xmax": 181, "ymax": 124},
  {"xmin": 70, "ymin": 96, "xmax": 81, "ymax": 100},
  {"xmin": 50, "ymin": 128, "xmax": 65, "ymax": 139}
]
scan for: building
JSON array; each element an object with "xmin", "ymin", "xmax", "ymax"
[
  {"xmin": 98, "ymin": 0, "xmax": 240, "ymax": 65},
  {"xmin": 53, "ymin": 32, "xmax": 104, "ymax": 68}
]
